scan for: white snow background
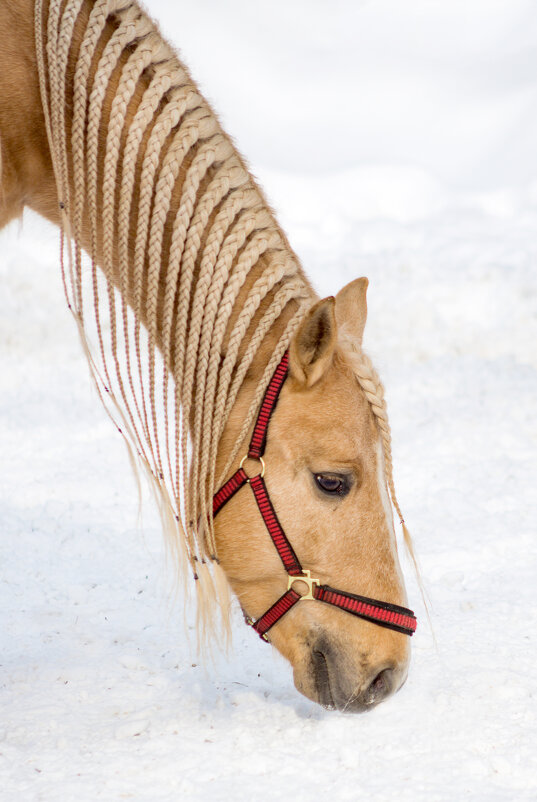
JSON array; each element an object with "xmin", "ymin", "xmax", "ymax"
[{"xmin": 1, "ymin": 1, "xmax": 537, "ymax": 799}]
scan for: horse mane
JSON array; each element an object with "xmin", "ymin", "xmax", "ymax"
[{"xmin": 34, "ymin": 0, "xmax": 313, "ymax": 643}]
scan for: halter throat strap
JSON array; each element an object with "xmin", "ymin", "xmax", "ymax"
[{"xmin": 213, "ymin": 351, "xmax": 417, "ymax": 641}]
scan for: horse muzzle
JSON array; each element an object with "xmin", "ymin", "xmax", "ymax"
[{"xmin": 295, "ymin": 635, "xmax": 408, "ymax": 713}]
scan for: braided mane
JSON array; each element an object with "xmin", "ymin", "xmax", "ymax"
[
  {"xmin": 35, "ymin": 0, "xmax": 313, "ymax": 639},
  {"xmin": 33, "ymin": 0, "xmax": 414, "ymax": 643}
]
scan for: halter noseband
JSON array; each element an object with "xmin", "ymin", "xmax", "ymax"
[{"xmin": 213, "ymin": 352, "xmax": 417, "ymax": 641}]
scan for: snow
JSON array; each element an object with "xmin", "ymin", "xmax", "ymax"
[{"xmin": 1, "ymin": 1, "xmax": 537, "ymax": 799}]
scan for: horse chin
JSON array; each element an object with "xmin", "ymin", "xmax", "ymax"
[{"xmin": 292, "ymin": 634, "xmax": 409, "ymax": 713}]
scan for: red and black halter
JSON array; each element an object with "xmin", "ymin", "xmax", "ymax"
[{"xmin": 213, "ymin": 351, "xmax": 417, "ymax": 641}]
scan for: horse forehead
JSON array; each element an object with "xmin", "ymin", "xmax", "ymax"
[{"xmin": 277, "ymin": 362, "xmax": 375, "ymax": 449}]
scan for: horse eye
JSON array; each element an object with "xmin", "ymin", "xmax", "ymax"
[{"xmin": 314, "ymin": 473, "xmax": 350, "ymax": 497}]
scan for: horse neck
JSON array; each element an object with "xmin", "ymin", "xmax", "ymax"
[{"xmin": 2, "ymin": 0, "xmax": 315, "ymax": 498}]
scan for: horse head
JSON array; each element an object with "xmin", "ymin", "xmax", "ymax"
[{"xmin": 215, "ymin": 278, "xmax": 412, "ymax": 712}]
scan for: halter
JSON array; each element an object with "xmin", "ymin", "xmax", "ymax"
[{"xmin": 213, "ymin": 352, "xmax": 417, "ymax": 641}]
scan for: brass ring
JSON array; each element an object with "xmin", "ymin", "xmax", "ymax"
[{"xmin": 239, "ymin": 454, "xmax": 266, "ymax": 480}]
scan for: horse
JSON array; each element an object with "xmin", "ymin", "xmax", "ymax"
[{"xmin": 0, "ymin": 0, "xmax": 417, "ymax": 712}]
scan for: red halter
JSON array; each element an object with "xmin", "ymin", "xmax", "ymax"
[{"xmin": 213, "ymin": 352, "xmax": 417, "ymax": 641}]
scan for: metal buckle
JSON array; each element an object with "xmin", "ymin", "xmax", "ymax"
[
  {"xmin": 244, "ymin": 614, "xmax": 269, "ymax": 641},
  {"xmin": 287, "ymin": 569, "xmax": 319, "ymax": 601},
  {"xmin": 239, "ymin": 454, "xmax": 265, "ymax": 481}
]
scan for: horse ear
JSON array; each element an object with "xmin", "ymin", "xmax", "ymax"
[
  {"xmin": 289, "ymin": 297, "xmax": 337, "ymax": 386},
  {"xmin": 335, "ymin": 277, "xmax": 368, "ymax": 346}
]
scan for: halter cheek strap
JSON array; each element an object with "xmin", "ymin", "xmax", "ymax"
[{"xmin": 213, "ymin": 351, "xmax": 417, "ymax": 641}]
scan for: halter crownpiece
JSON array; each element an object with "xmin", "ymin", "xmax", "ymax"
[{"xmin": 213, "ymin": 351, "xmax": 417, "ymax": 641}]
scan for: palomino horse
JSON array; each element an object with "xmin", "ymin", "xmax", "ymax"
[{"xmin": 0, "ymin": 0, "xmax": 417, "ymax": 711}]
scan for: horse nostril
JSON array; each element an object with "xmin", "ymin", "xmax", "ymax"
[
  {"xmin": 312, "ymin": 648, "xmax": 335, "ymax": 709},
  {"xmin": 366, "ymin": 668, "xmax": 394, "ymax": 705}
]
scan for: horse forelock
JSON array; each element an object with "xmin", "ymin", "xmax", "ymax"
[
  {"xmin": 337, "ymin": 334, "xmax": 426, "ymax": 611},
  {"xmin": 34, "ymin": 0, "xmax": 313, "ymax": 648}
]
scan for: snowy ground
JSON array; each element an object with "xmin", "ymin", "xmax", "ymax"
[{"xmin": 1, "ymin": 2, "xmax": 537, "ymax": 800}]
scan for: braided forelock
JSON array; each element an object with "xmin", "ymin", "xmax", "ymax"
[
  {"xmin": 338, "ymin": 336, "xmax": 425, "ymax": 606},
  {"xmin": 339, "ymin": 341, "xmax": 402, "ymax": 516}
]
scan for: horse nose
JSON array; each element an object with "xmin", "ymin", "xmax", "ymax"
[{"xmin": 311, "ymin": 641, "xmax": 396, "ymax": 711}]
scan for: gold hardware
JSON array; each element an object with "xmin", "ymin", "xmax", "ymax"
[
  {"xmin": 245, "ymin": 614, "xmax": 268, "ymax": 640},
  {"xmin": 287, "ymin": 569, "xmax": 319, "ymax": 601},
  {"xmin": 240, "ymin": 454, "xmax": 266, "ymax": 480}
]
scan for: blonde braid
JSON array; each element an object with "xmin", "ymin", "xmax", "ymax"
[
  {"xmin": 101, "ymin": 23, "xmax": 156, "ymax": 286},
  {"xmin": 179, "ymin": 225, "xmax": 281, "ymax": 529},
  {"xmin": 158, "ymin": 136, "xmax": 232, "ymax": 335},
  {"xmin": 201, "ymin": 281, "xmax": 309, "ymax": 554},
  {"xmin": 101, "ymin": 26, "xmax": 159, "ymax": 469},
  {"xmin": 157, "ymin": 153, "xmax": 240, "ymax": 502},
  {"xmin": 51, "ymin": 0, "xmax": 85, "ymax": 226},
  {"xmin": 161, "ymin": 157, "xmax": 246, "ymax": 364},
  {"xmin": 339, "ymin": 340, "xmax": 423, "ymax": 598},
  {"xmin": 116, "ymin": 59, "xmax": 177, "ymax": 287},
  {"xmin": 176, "ymin": 179, "xmax": 253, "ymax": 399},
  {"xmin": 342, "ymin": 350, "xmax": 395, "ymax": 501},
  {"xmin": 144, "ymin": 115, "xmax": 218, "ymax": 481},
  {"xmin": 145, "ymin": 126, "xmax": 223, "ymax": 341},
  {"xmin": 171, "ymin": 204, "xmax": 267, "ymax": 481},
  {"xmin": 129, "ymin": 91, "xmax": 204, "ymax": 479},
  {"xmin": 71, "ymin": 0, "xmax": 120, "ymax": 314},
  {"xmin": 208, "ymin": 251, "xmax": 289, "ymax": 448},
  {"xmin": 84, "ymin": 5, "xmax": 142, "ymax": 395},
  {"xmin": 180, "ymin": 173, "xmax": 263, "ymax": 410},
  {"xmin": 172, "ymin": 191, "xmax": 262, "ymax": 384},
  {"xmin": 157, "ymin": 152, "xmax": 240, "ymax": 504},
  {"xmin": 189, "ymin": 253, "xmax": 288, "ymax": 524},
  {"xmin": 182, "ymin": 206, "xmax": 277, "ymax": 528},
  {"xmin": 216, "ymin": 306, "xmax": 308, "ymax": 486},
  {"xmin": 86, "ymin": 5, "xmax": 140, "ymax": 255},
  {"xmin": 131, "ymin": 86, "xmax": 201, "ymax": 311},
  {"xmin": 221, "ymin": 280, "xmax": 308, "ymax": 435},
  {"xmin": 116, "ymin": 61, "xmax": 179, "ymax": 455},
  {"xmin": 44, "ymin": 0, "xmax": 75, "ymax": 307}
]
